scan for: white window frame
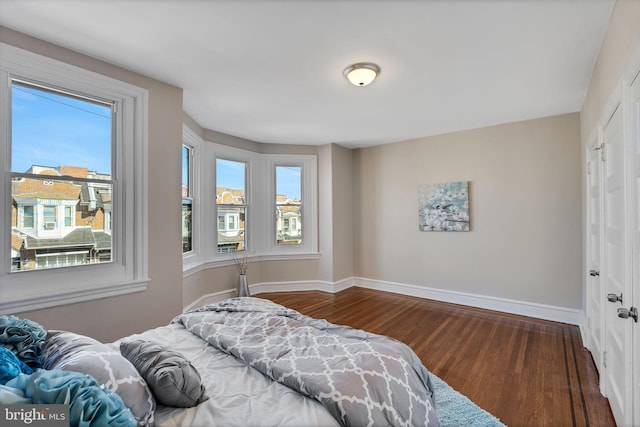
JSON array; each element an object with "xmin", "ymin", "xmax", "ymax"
[
  {"xmin": 183, "ymin": 136, "xmax": 318, "ymax": 276},
  {"xmin": 0, "ymin": 43, "xmax": 149, "ymax": 314},
  {"xmin": 214, "ymin": 149, "xmax": 251, "ymax": 256},
  {"xmin": 265, "ymin": 155, "xmax": 317, "ymax": 256}
]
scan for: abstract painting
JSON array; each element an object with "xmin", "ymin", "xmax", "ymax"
[{"xmin": 418, "ymin": 181, "xmax": 470, "ymax": 232}]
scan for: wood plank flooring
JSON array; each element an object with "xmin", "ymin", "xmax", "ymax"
[{"xmin": 258, "ymin": 287, "xmax": 615, "ymax": 427}]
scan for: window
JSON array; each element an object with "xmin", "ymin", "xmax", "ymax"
[
  {"xmin": 42, "ymin": 206, "xmax": 57, "ymax": 230},
  {"xmin": 276, "ymin": 165, "xmax": 302, "ymax": 245},
  {"xmin": 0, "ymin": 43, "xmax": 148, "ymax": 314},
  {"xmin": 11, "ymin": 81, "xmax": 111, "ymax": 266},
  {"xmin": 181, "ymin": 133, "xmax": 318, "ymax": 274},
  {"xmin": 64, "ymin": 206, "xmax": 73, "ymax": 227},
  {"xmin": 267, "ymin": 155, "xmax": 317, "ymax": 255},
  {"xmin": 182, "ymin": 145, "xmax": 193, "ymax": 253},
  {"xmin": 216, "ymin": 158, "xmax": 247, "ymax": 253},
  {"xmin": 22, "ymin": 206, "xmax": 34, "ymax": 228}
]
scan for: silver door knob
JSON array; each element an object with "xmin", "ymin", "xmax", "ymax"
[
  {"xmin": 607, "ymin": 293, "xmax": 623, "ymax": 303},
  {"xmin": 589, "ymin": 269, "xmax": 600, "ymax": 276},
  {"xmin": 617, "ymin": 307, "xmax": 638, "ymax": 322}
]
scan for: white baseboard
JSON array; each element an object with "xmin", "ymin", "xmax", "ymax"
[
  {"xmin": 352, "ymin": 277, "xmax": 583, "ymax": 325},
  {"xmin": 184, "ymin": 276, "xmax": 583, "ymax": 325},
  {"xmin": 182, "ymin": 278, "xmax": 354, "ymax": 312}
]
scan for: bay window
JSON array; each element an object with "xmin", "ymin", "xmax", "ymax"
[{"xmin": 182, "ymin": 130, "xmax": 318, "ymax": 273}]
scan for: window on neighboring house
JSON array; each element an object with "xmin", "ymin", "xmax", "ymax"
[
  {"xmin": 43, "ymin": 206, "xmax": 57, "ymax": 229},
  {"xmin": 64, "ymin": 206, "xmax": 73, "ymax": 227},
  {"xmin": 22, "ymin": 205, "xmax": 34, "ymax": 228},
  {"xmin": 276, "ymin": 165, "xmax": 302, "ymax": 245},
  {"xmin": 182, "ymin": 144, "xmax": 193, "ymax": 253},
  {"xmin": 216, "ymin": 158, "xmax": 247, "ymax": 253},
  {"xmin": 228, "ymin": 215, "xmax": 237, "ymax": 230},
  {"xmin": 1, "ymin": 43, "xmax": 148, "ymax": 314}
]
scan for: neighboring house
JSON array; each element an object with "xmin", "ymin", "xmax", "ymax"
[
  {"xmin": 213, "ymin": 187, "xmax": 302, "ymax": 250},
  {"xmin": 216, "ymin": 187, "xmax": 245, "ymax": 252},
  {"xmin": 10, "ymin": 165, "xmax": 112, "ymax": 271},
  {"xmin": 276, "ymin": 194, "xmax": 302, "ymax": 244}
]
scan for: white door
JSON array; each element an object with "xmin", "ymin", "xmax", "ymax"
[
  {"xmin": 602, "ymin": 102, "xmax": 634, "ymax": 426},
  {"xmin": 628, "ymin": 68, "xmax": 640, "ymax": 427},
  {"xmin": 586, "ymin": 136, "xmax": 604, "ymax": 380}
]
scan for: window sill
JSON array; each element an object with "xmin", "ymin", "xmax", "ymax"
[
  {"xmin": 183, "ymin": 252, "xmax": 321, "ymax": 278},
  {"xmin": 0, "ymin": 278, "xmax": 149, "ymax": 314}
]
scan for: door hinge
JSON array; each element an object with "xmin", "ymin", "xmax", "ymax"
[
  {"xmin": 587, "ymin": 161, "xmax": 591, "ymax": 176},
  {"xmin": 595, "ymin": 144, "xmax": 606, "ymax": 162},
  {"xmin": 603, "ymin": 350, "xmax": 607, "ymax": 368}
]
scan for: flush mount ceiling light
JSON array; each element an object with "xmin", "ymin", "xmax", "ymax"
[{"xmin": 343, "ymin": 62, "xmax": 380, "ymax": 87}]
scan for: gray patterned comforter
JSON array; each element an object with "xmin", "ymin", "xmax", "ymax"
[{"xmin": 173, "ymin": 297, "xmax": 440, "ymax": 427}]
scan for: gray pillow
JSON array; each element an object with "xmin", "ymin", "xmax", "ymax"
[
  {"xmin": 120, "ymin": 340, "xmax": 208, "ymax": 408},
  {"xmin": 42, "ymin": 331, "xmax": 156, "ymax": 426}
]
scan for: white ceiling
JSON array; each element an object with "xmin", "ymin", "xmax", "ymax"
[{"xmin": 0, "ymin": 0, "xmax": 616, "ymax": 148}]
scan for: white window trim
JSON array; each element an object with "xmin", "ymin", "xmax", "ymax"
[
  {"xmin": 212, "ymin": 145, "xmax": 252, "ymax": 258},
  {"xmin": 0, "ymin": 43, "xmax": 149, "ymax": 314},
  {"xmin": 182, "ymin": 133, "xmax": 318, "ymax": 276},
  {"xmin": 266, "ymin": 155, "xmax": 317, "ymax": 255}
]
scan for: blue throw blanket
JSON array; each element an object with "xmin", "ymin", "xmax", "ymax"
[
  {"xmin": 0, "ymin": 347, "xmax": 33, "ymax": 385},
  {"xmin": 0, "ymin": 315, "xmax": 47, "ymax": 368},
  {"xmin": 0, "ymin": 369, "xmax": 136, "ymax": 427}
]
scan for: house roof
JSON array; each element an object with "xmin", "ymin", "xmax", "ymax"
[
  {"xmin": 0, "ymin": 1, "xmax": 616, "ymax": 148},
  {"xmin": 22, "ymin": 227, "xmax": 97, "ymax": 250},
  {"xmin": 12, "ymin": 177, "xmax": 81, "ymax": 202}
]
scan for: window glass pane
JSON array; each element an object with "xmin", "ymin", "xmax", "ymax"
[
  {"xmin": 43, "ymin": 206, "xmax": 56, "ymax": 228},
  {"xmin": 182, "ymin": 145, "xmax": 192, "ymax": 254},
  {"xmin": 216, "ymin": 159, "xmax": 245, "ymax": 203},
  {"xmin": 216, "ymin": 207, "xmax": 245, "ymax": 252},
  {"xmin": 216, "ymin": 159, "xmax": 246, "ymax": 253},
  {"xmin": 10, "ymin": 80, "xmax": 113, "ymax": 272},
  {"xmin": 276, "ymin": 166, "xmax": 302, "ymax": 245},
  {"xmin": 12, "ymin": 177, "xmax": 112, "ymax": 271},
  {"xmin": 182, "ymin": 200, "xmax": 192, "ymax": 253},
  {"xmin": 22, "ymin": 206, "xmax": 34, "ymax": 228},
  {"xmin": 65, "ymin": 206, "xmax": 73, "ymax": 226},
  {"xmin": 11, "ymin": 82, "xmax": 112, "ymax": 175},
  {"xmin": 182, "ymin": 145, "xmax": 190, "ymax": 198}
]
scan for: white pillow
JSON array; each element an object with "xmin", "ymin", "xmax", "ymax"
[{"xmin": 43, "ymin": 330, "xmax": 156, "ymax": 426}]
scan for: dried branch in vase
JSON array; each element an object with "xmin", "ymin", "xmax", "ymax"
[{"xmin": 232, "ymin": 250, "xmax": 252, "ymax": 275}]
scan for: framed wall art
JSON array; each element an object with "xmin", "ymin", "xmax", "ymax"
[{"xmin": 418, "ymin": 181, "xmax": 470, "ymax": 232}]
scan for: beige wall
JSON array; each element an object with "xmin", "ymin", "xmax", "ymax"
[
  {"xmin": 581, "ymin": 0, "xmax": 640, "ymax": 137},
  {"xmin": 353, "ymin": 113, "xmax": 583, "ymax": 308},
  {"xmin": 2, "ymin": 27, "xmax": 184, "ymax": 342},
  {"xmin": 317, "ymin": 143, "xmax": 354, "ymax": 283},
  {"xmin": 330, "ymin": 144, "xmax": 354, "ymax": 281}
]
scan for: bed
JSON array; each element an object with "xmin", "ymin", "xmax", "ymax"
[{"xmin": 0, "ymin": 297, "xmax": 440, "ymax": 427}]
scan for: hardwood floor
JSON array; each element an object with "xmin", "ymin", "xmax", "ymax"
[{"xmin": 258, "ymin": 287, "xmax": 615, "ymax": 427}]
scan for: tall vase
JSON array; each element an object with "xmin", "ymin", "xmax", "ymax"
[{"xmin": 238, "ymin": 274, "xmax": 250, "ymax": 297}]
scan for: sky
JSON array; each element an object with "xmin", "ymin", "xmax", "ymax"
[
  {"xmin": 11, "ymin": 82, "xmax": 112, "ymax": 175},
  {"xmin": 212, "ymin": 159, "xmax": 302, "ymax": 200},
  {"xmin": 13, "ymin": 81, "xmax": 302, "ymax": 199}
]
